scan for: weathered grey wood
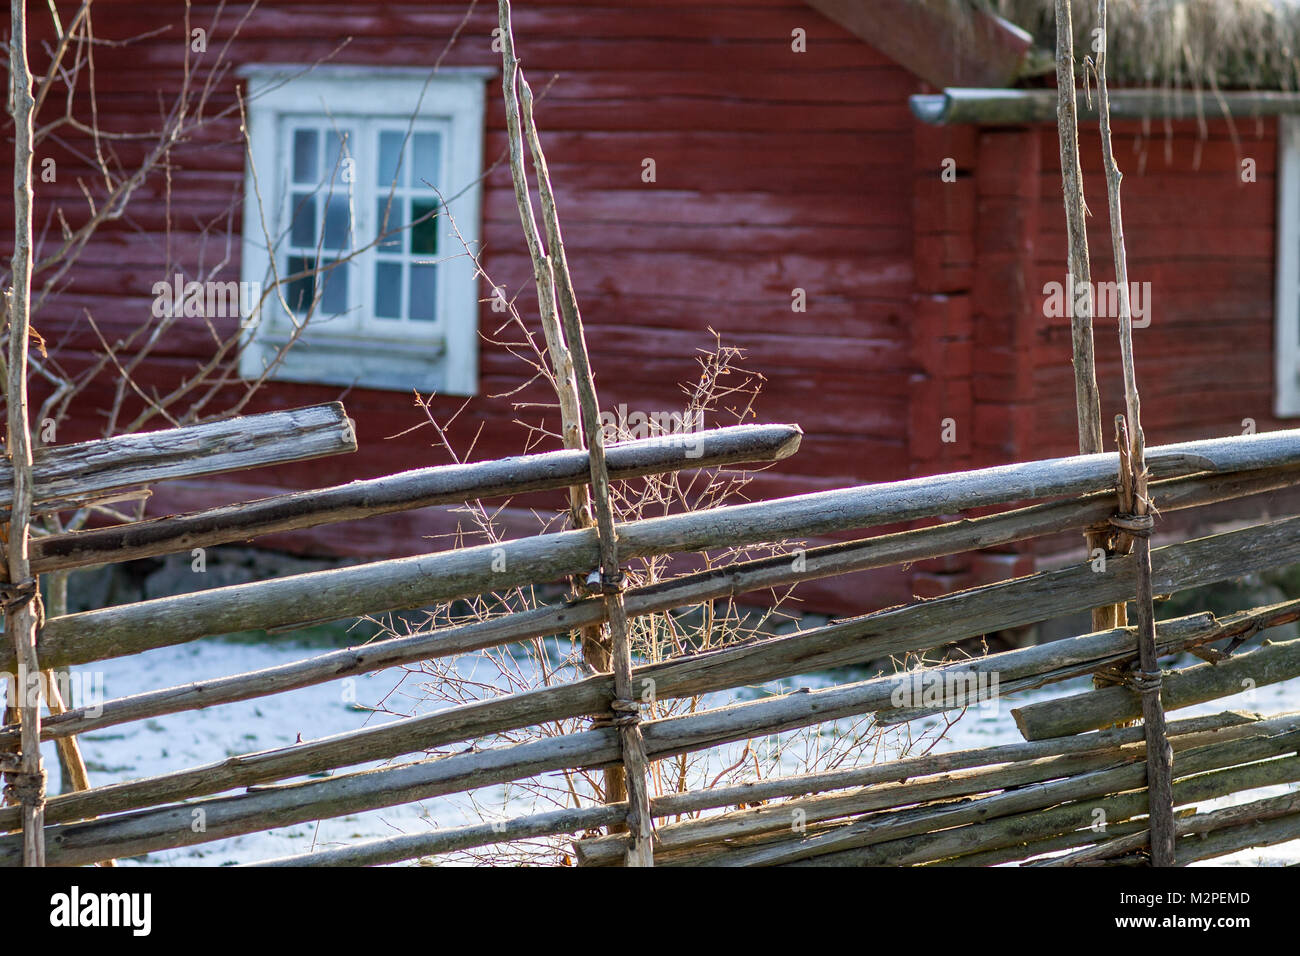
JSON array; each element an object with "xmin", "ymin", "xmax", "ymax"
[
  {"xmin": 1014, "ymin": 636, "xmax": 1300, "ymax": 740},
  {"xmin": 5, "ymin": 0, "xmax": 45, "ymax": 867},
  {"xmin": 252, "ymin": 803, "xmax": 629, "ymax": 867},
  {"xmin": 241, "ymin": 711, "xmax": 1256, "ymax": 867},
  {"xmin": 29, "ymin": 424, "xmax": 801, "ymax": 573},
  {"xmin": 20, "ymin": 464, "xmax": 1293, "ymax": 742},
  {"xmin": 676, "ymin": 716, "xmax": 1300, "ymax": 867},
  {"xmin": 1096, "ymin": 0, "xmax": 1174, "ymax": 866},
  {"xmin": 765, "ymin": 747, "xmax": 1300, "ymax": 868},
  {"xmin": 1170, "ymin": 809, "xmax": 1300, "ymax": 866},
  {"xmin": 1053, "ymin": 0, "xmax": 1113, "ymax": 640},
  {"xmin": 984, "ymin": 759, "xmax": 1300, "ymax": 869},
  {"xmin": 1, "ymin": 701, "xmax": 1269, "ymax": 867},
  {"xmin": 6, "ymin": 513, "xmax": 1298, "ymax": 837},
  {"xmin": 579, "ymin": 743, "xmax": 1213, "ymax": 867},
  {"xmin": 578, "ymin": 706, "xmax": 1296, "ymax": 866},
  {"xmin": 1042, "ymin": 790, "xmax": 1300, "ymax": 866},
  {"xmin": 8, "ymin": 603, "xmax": 1271, "ymax": 832},
  {"xmin": 19, "ymin": 451, "xmax": 1300, "ymax": 673},
  {"xmin": 0, "ymin": 606, "xmax": 1284, "ymax": 853},
  {"xmin": 872, "ymin": 602, "xmax": 1300, "ymax": 725},
  {"xmin": 0, "ymin": 402, "xmax": 356, "ymax": 519},
  {"xmin": 818, "ymin": 751, "xmax": 1300, "ymax": 868},
  {"xmin": 100, "ymin": 708, "xmax": 1286, "ymax": 870},
  {"xmin": 513, "ymin": 23, "xmax": 657, "ymax": 862},
  {"xmin": 927, "ymin": 819, "xmax": 1152, "ymax": 867}
]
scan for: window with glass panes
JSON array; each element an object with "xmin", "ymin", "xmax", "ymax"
[
  {"xmin": 239, "ymin": 67, "xmax": 486, "ymax": 395},
  {"xmin": 282, "ymin": 124, "xmax": 355, "ymax": 322},
  {"xmin": 373, "ymin": 129, "xmax": 443, "ymax": 325},
  {"xmin": 279, "ymin": 122, "xmax": 447, "ymax": 331}
]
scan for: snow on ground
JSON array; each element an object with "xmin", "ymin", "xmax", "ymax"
[{"xmin": 46, "ymin": 636, "xmax": 1300, "ymax": 866}]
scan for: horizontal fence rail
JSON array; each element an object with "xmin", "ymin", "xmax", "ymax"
[
  {"xmin": 0, "ymin": 402, "xmax": 356, "ymax": 518},
  {"xmin": 252, "ymin": 711, "xmax": 1261, "ymax": 867},
  {"xmin": 16, "ymin": 464, "xmax": 1295, "ymax": 744},
  {"xmin": 28, "ymin": 423, "xmax": 802, "ymax": 574},
  {"xmin": 18, "ymin": 431, "xmax": 1300, "ymax": 672},
  {"xmin": 14, "ymin": 599, "xmax": 1293, "ymax": 835},
  {"xmin": 6, "ymin": 416, "xmax": 1300, "ymax": 867}
]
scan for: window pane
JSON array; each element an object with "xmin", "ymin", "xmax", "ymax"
[
  {"xmin": 378, "ymin": 131, "xmax": 404, "ymax": 188},
  {"xmin": 323, "ymin": 127, "xmax": 353, "ymax": 180},
  {"xmin": 412, "ymin": 132, "xmax": 441, "ymax": 190},
  {"xmin": 375, "ymin": 261, "xmax": 402, "ymax": 319},
  {"xmin": 409, "ymin": 264, "xmax": 436, "ymax": 321},
  {"xmin": 320, "ymin": 260, "xmax": 349, "ymax": 315},
  {"xmin": 323, "ymin": 195, "xmax": 351, "ymax": 250},
  {"xmin": 286, "ymin": 255, "xmax": 315, "ymax": 315},
  {"xmin": 375, "ymin": 198, "xmax": 401, "ymax": 251},
  {"xmin": 410, "ymin": 199, "xmax": 438, "ymax": 255},
  {"xmin": 292, "ymin": 129, "xmax": 318, "ymax": 184},
  {"xmin": 289, "ymin": 193, "xmax": 316, "ymax": 248}
]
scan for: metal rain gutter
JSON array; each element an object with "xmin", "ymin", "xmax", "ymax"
[{"xmin": 912, "ymin": 88, "xmax": 1300, "ymax": 125}]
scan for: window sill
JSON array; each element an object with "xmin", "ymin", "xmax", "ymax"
[{"xmin": 240, "ymin": 333, "xmax": 470, "ymax": 394}]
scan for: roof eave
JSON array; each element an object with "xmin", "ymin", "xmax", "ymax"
[{"xmin": 805, "ymin": 0, "xmax": 1044, "ymax": 88}]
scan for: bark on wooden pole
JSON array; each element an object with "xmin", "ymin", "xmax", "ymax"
[
  {"xmin": 1014, "ymin": 636, "xmax": 1300, "ymax": 740},
  {"xmin": 781, "ymin": 749, "xmax": 1300, "ymax": 868},
  {"xmin": 245, "ymin": 711, "xmax": 1255, "ymax": 867},
  {"xmin": 496, "ymin": 0, "xmax": 631, "ymax": 815},
  {"xmin": 12, "ymin": 601, "xmax": 1274, "ymax": 830},
  {"xmin": 28, "ymin": 423, "xmax": 800, "ymax": 574},
  {"xmin": 1053, "ymin": 0, "xmax": 1114, "ymax": 636},
  {"xmin": 6, "ymin": 463, "xmax": 1294, "ymax": 745},
  {"xmin": 1044, "ymin": 790, "xmax": 1300, "ymax": 866},
  {"xmin": 516, "ymin": 65, "xmax": 655, "ymax": 868},
  {"xmin": 0, "ymin": 402, "xmax": 356, "ymax": 518},
  {"xmin": 11, "ymin": 706, "xmax": 1295, "ymax": 868},
  {"xmin": 18, "ymin": 434, "xmax": 1300, "ymax": 674},
  {"xmin": 1096, "ymin": 0, "xmax": 1175, "ymax": 866},
  {"xmin": 4, "ymin": 0, "xmax": 45, "ymax": 866}
]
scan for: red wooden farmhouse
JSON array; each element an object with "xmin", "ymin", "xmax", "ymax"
[{"xmin": 10, "ymin": 0, "xmax": 1297, "ymax": 613}]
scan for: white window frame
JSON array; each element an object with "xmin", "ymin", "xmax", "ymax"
[
  {"xmin": 238, "ymin": 65, "xmax": 490, "ymax": 395},
  {"xmin": 1277, "ymin": 116, "xmax": 1300, "ymax": 416}
]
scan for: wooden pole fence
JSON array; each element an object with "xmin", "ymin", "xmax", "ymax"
[
  {"xmin": 27, "ymin": 422, "xmax": 801, "ymax": 574},
  {"xmin": 251, "ymin": 711, "xmax": 1257, "ymax": 868},
  {"xmin": 16, "ymin": 433, "xmax": 1300, "ymax": 672},
  {"xmin": 0, "ymin": 402, "xmax": 356, "ymax": 520},
  {"xmin": 8, "ymin": 463, "xmax": 1295, "ymax": 745},
  {"xmin": 1014, "ymin": 635, "xmax": 1300, "ymax": 740}
]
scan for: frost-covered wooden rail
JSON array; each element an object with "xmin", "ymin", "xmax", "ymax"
[
  {"xmin": 0, "ymin": 403, "xmax": 357, "ymax": 520},
  {"xmin": 4, "ymin": 408, "xmax": 1300, "ymax": 866}
]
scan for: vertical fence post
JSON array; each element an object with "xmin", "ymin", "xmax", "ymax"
[
  {"xmin": 4, "ymin": 0, "xmax": 47, "ymax": 867},
  {"xmin": 1096, "ymin": 0, "xmax": 1175, "ymax": 866},
  {"xmin": 496, "ymin": 0, "xmax": 654, "ymax": 863},
  {"xmin": 495, "ymin": 2, "xmax": 631, "ymax": 811},
  {"xmin": 516, "ymin": 80, "xmax": 656, "ymax": 869},
  {"xmin": 1051, "ymin": 1, "xmax": 1122, "ymax": 642}
]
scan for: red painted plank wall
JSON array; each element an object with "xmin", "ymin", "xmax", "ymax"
[
  {"xmin": 1033, "ymin": 119, "xmax": 1281, "ymax": 452},
  {"xmin": 2, "ymin": 1, "xmax": 928, "ymax": 614},
  {"xmin": 1031, "ymin": 118, "xmax": 1297, "ymax": 557}
]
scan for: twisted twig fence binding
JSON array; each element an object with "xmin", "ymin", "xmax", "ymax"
[{"xmin": 0, "ymin": 398, "xmax": 1299, "ymax": 863}]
